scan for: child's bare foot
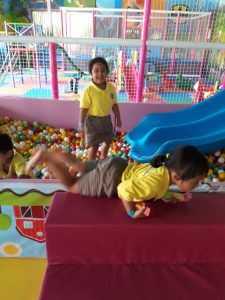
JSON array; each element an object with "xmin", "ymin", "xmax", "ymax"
[{"xmin": 25, "ymin": 148, "xmax": 46, "ymax": 174}]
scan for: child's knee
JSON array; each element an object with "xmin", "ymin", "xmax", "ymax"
[{"xmin": 69, "ymin": 182, "xmax": 79, "ymax": 194}]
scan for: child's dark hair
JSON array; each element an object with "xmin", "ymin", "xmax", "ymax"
[
  {"xmin": 150, "ymin": 145, "xmax": 209, "ymax": 180},
  {"xmin": 88, "ymin": 57, "xmax": 109, "ymax": 74},
  {"xmin": 0, "ymin": 133, "xmax": 13, "ymax": 153}
]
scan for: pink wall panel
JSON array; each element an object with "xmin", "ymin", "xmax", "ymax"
[{"xmin": 0, "ymin": 97, "xmax": 191, "ymax": 132}]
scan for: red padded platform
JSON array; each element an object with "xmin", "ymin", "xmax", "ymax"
[{"xmin": 40, "ymin": 192, "xmax": 225, "ymax": 300}]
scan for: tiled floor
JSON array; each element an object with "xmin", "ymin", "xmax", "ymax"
[{"xmin": 0, "ymin": 258, "xmax": 47, "ymax": 300}]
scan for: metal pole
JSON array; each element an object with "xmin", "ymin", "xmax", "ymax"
[
  {"xmin": 136, "ymin": 0, "xmax": 151, "ymax": 103},
  {"xmin": 123, "ymin": 10, "xmax": 127, "ymax": 39},
  {"xmin": 5, "ymin": 21, "xmax": 15, "ymax": 88},
  {"xmin": 185, "ymin": 19, "xmax": 193, "ymax": 59},
  {"xmin": 46, "ymin": 0, "xmax": 53, "ymax": 36},
  {"xmin": 116, "ymin": 16, "xmax": 120, "ymax": 38},
  {"xmin": 60, "ymin": 8, "xmax": 65, "ymax": 72},
  {"xmin": 169, "ymin": 13, "xmax": 180, "ymax": 76},
  {"xmin": 192, "ymin": 17, "xmax": 202, "ymax": 60},
  {"xmin": 161, "ymin": 18, "xmax": 168, "ymax": 59},
  {"xmin": 199, "ymin": 13, "xmax": 212, "ymax": 80},
  {"xmin": 33, "ymin": 23, "xmax": 41, "ymax": 88},
  {"xmin": 92, "ymin": 10, "xmax": 96, "ymax": 37}
]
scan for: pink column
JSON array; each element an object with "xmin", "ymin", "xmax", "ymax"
[
  {"xmin": 49, "ymin": 43, "xmax": 59, "ymax": 99},
  {"xmin": 136, "ymin": 0, "xmax": 151, "ymax": 103}
]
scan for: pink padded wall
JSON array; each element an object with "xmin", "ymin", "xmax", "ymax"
[{"xmin": 0, "ymin": 96, "xmax": 190, "ymax": 131}]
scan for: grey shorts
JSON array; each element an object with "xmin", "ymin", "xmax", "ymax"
[
  {"xmin": 77, "ymin": 157, "xmax": 128, "ymax": 198},
  {"xmin": 85, "ymin": 115, "xmax": 114, "ymax": 147}
]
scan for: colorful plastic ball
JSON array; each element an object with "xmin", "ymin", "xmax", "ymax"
[
  {"xmin": 33, "ymin": 169, "xmax": 43, "ymax": 179},
  {"xmin": 23, "ymin": 152, "xmax": 30, "ymax": 158},
  {"xmin": 212, "ymin": 177, "xmax": 219, "ymax": 183},
  {"xmin": 218, "ymin": 172, "xmax": 225, "ymax": 181},
  {"xmin": 65, "ymin": 146, "xmax": 71, "ymax": 152},
  {"xmin": 19, "ymin": 134, "xmax": 26, "ymax": 141},
  {"xmin": 23, "ymin": 121, "xmax": 29, "ymax": 128},
  {"xmin": 218, "ymin": 157, "xmax": 225, "ymax": 164},
  {"xmin": 214, "ymin": 151, "xmax": 221, "ymax": 157},
  {"xmin": 33, "ymin": 121, "xmax": 39, "ymax": 128}
]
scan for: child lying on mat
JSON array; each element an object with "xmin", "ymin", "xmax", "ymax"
[
  {"xmin": 0, "ymin": 133, "xmax": 34, "ymax": 179},
  {"xmin": 25, "ymin": 145, "xmax": 208, "ymax": 219}
]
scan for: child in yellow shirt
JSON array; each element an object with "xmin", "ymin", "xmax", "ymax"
[
  {"xmin": 25, "ymin": 145, "xmax": 208, "ymax": 219},
  {"xmin": 79, "ymin": 57, "xmax": 122, "ymax": 160},
  {"xmin": 0, "ymin": 133, "xmax": 33, "ymax": 179}
]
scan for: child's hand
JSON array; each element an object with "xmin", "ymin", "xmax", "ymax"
[
  {"xmin": 122, "ymin": 198, "xmax": 151, "ymax": 219},
  {"xmin": 78, "ymin": 127, "xmax": 85, "ymax": 138},
  {"xmin": 183, "ymin": 192, "xmax": 192, "ymax": 202},
  {"xmin": 134, "ymin": 203, "xmax": 151, "ymax": 218}
]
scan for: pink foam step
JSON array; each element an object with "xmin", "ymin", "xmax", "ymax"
[{"xmin": 45, "ymin": 192, "xmax": 225, "ymax": 265}]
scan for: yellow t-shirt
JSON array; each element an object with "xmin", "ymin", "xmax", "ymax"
[
  {"xmin": 117, "ymin": 163, "xmax": 170, "ymax": 202},
  {"xmin": 0, "ymin": 152, "xmax": 34, "ymax": 178},
  {"xmin": 80, "ymin": 82, "xmax": 117, "ymax": 116}
]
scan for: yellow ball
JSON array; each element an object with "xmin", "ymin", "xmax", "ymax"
[
  {"xmin": 218, "ymin": 173, "xmax": 225, "ymax": 181},
  {"xmin": 208, "ymin": 169, "xmax": 213, "ymax": 176}
]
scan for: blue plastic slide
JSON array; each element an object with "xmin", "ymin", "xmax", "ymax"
[{"xmin": 126, "ymin": 90, "xmax": 225, "ymax": 162}]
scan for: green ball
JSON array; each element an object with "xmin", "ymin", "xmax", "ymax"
[
  {"xmin": 23, "ymin": 152, "xmax": 30, "ymax": 158},
  {"xmin": 20, "ymin": 134, "xmax": 26, "ymax": 141},
  {"xmin": 23, "ymin": 121, "xmax": 29, "ymax": 128}
]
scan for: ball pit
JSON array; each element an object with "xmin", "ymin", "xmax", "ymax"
[
  {"xmin": 0, "ymin": 116, "xmax": 132, "ymax": 179},
  {"xmin": 204, "ymin": 150, "xmax": 225, "ymax": 182},
  {"xmin": 0, "ymin": 115, "xmax": 225, "ymax": 182}
]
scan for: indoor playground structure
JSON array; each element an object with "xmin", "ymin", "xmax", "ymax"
[
  {"xmin": 0, "ymin": 21, "xmax": 91, "ymax": 99},
  {"xmin": 0, "ymin": 5, "xmax": 225, "ymax": 103}
]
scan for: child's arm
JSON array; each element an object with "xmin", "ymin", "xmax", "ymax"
[
  {"xmin": 117, "ymin": 177, "xmax": 155, "ymax": 219},
  {"xmin": 163, "ymin": 191, "xmax": 192, "ymax": 203},
  {"xmin": 112, "ymin": 104, "xmax": 122, "ymax": 128},
  {"xmin": 79, "ymin": 108, "xmax": 88, "ymax": 132}
]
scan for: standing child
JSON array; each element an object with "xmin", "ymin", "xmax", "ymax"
[
  {"xmin": 0, "ymin": 133, "xmax": 34, "ymax": 179},
  {"xmin": 25, "ymin": 145, "xmax": 208, "ymax": 219},
  {"xmin": 79, "ymin": 57, "xmax": 122, "ymax": 160}
]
